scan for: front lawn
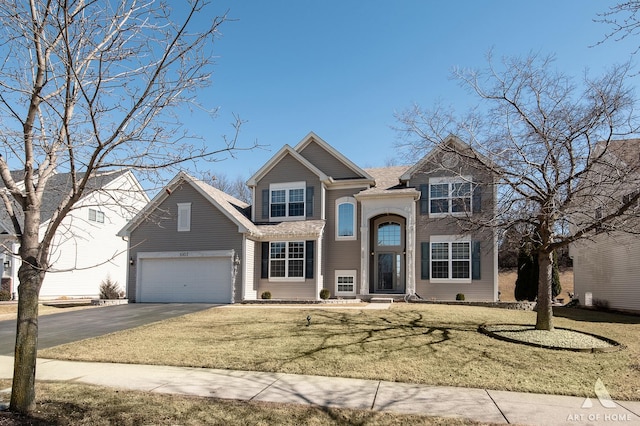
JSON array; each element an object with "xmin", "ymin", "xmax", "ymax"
[{"xmin": 38, "ymin": 304, "xmax": 640, "ymax": 401}]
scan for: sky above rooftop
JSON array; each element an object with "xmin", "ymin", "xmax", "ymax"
[{"xmin": 192, "ymin": 1, "xmax": 637, "ymax": 183}]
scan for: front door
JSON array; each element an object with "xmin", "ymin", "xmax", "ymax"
[{"xmin": 371, "ymin": 216, "xmax": 405, "ymax": 294}]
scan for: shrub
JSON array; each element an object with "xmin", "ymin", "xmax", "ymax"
[
  {"xmin": 593, "ymin": 298, "xmax": 610, "ymax": 311},
  {"xmin": 261, "ymin": 291, "xmax": 271, "ymax": 300},
  {"xmin": 319, "ymin": 288, "xmax": 330, "ymax": 300},
  {"xmin": 99, "ymin": 275, "xmax": 122, "ymax": 299},
  {"xmin": 455, "ymin": 293, "xmax": 465, "ymax": 301},
  {"xmin": 0, "ymin": 289, "xmax": 10, "ymax": 301}
]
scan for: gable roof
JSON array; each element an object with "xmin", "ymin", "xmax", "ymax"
[
  {"xmin": 357, "ymin": 166, "xmax": 419, "ymax": 199},
  {"xmin": 0, "ymin": 169, "xmax": 134, "ymax": 235},
  {"xmin": 400, "ymin": 134, "xmax": 500, "ymax": 181},
  {"xmin": 597, "ymin": 138, "xmax": 640, "ymax": 168},
  {"xmin": 247, "ymin": 132, "xmax": 376, "ymax": 187},
  {"xmin": 118, "ymin": 172, "xmax": 260, "ymax": 237},
  {"xmin": 246, "ymin": 144, "xmax": 329, "ymax": 187},
  {"xmin": 119, "ymin": 172, "xmax": 327, "ymax": 240},
  {"xmin": 294, "ymin": 132, "xmax": 375, "ymax": 182}
]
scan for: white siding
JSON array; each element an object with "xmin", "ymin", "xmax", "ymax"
[
  {"xmin": 573, "ymin": 234, "xmax": 640, "ymax": 312},
  {"xmin": 243, "ymin": 239, "xmax": 257, "ymax": 300},
  {"xmin": 38, "ymin": 173, "xmax": 148, "ymax": 298}
]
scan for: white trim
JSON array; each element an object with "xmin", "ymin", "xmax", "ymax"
[
  {"xmin": 428, "ymin": 176, "xmax": 473, "ymax": 218},
  {"xmin": 335, "ymin": 269, "xmax": 357, "ymax": 296},
  {"xmin": 268, "ymin": 241, "xmax": 306, "ymax": 282},
  {"xmin": 269, "ymin": 182, "xmax": 306, "ymax": 222},
  {"xmin": 335, "ymin": 196, "xmax": 357, "ymax": 241},
  {"xmin": 429, "ymin": 235, "xmax": 472, "ymax": 284},
  {"xmin": 135, "ymin": 250, "xmax": 235, "ymax": 303}
]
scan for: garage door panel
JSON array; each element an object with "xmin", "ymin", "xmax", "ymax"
[{"xmin": 139, "ymin": 256, "xmax": 232, "ymax": 303}]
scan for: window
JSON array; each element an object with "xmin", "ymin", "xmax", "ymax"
[
  {"xmin": 177, "ymin": 203, "xmax": 191, "ymax": 232},
  {"xmin": 88, "ymin": 209, "xmax": 104, "ymax": 223},
  {"xmin": 430, "ymin": 236, "xmax": 471, "ymax": 282},
  {"xmin": 335, "ymin": 270, "xmax": 356, "ymax": 295},
  {"xmin": 429, "ymin": 177, "xmax": 472, "ymax": 216},
  {"xmin": 270, "ymin": 182, "xmax": 305, "ymax": 220},
  {"xmin": 377, "ymin": 222, "xmax": 401, "ymax": 246},
  {"xmin": 270, "ymin": 241, "xmax": 305, "ymax": 280},
  {"xmin": 336, "ymin": 197, "xmax": 356, "ymax": 240}
]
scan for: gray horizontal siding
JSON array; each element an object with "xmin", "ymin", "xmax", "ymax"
[
  {"xmin": 128, "ymin": 183, "xmax": 243, "ymax": 302},
  {"xmin": 299, "ymin": 140, "xmax": 362, "ymax": 179},
  {"xmin": 323, "ymin": 188, "xmax": 366, "ymax": 297},
  {"xmin": 409, "ymin": 153, "xmax": 497, "ymax": 301},
  {"xmin": 254, "ymin": 153, "xmax": 322, "ymax": 220},
  {"xmin": 256, "ymin": 279, "xmax": 316, "ymax": 300}
]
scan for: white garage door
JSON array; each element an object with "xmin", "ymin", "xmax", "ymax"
[{"xmin": 138, "ymin": 252, "xmax": 233, "ymax": 303}]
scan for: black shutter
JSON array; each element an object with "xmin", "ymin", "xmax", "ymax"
[
  {"xmin": 472, "ymin": 184, "xmax": 482, "ymax": 214},
  {"xmin": 421, "ymin": 242, "xmax": 430, "ymax": 280},
  {"xmin": 419, "ymin": 184, "xmax": 429, "ymax": 215},
  {"xmin": 471, "ymin": 241, "xmax": 481, "ymax": 280},
  {"xmin": 306, "ymin": 186, "xmax": 314, "ymax": 218},
  {"xmin": 262, "ymin": 189, "xmax": 269, "ymax": 219},
  {"xmin": 261, "ymin": 242, "xmax": 269, "ymax": 278},
  {"xmin": 305, "ymin": 240, "xmax": 314, "ymax": 279}
]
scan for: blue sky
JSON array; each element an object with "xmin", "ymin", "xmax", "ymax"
[{"xmin": 185, "ymin": 1, "xmax": 637, "ymax": 181}]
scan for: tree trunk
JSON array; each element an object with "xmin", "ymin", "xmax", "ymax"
[
  {"xmin": 535, "ymin": 250, "xmax": 554, "ymax": 331},
  {"xmin": 9, "ymin": 259, "xmax": 43, "ymax": 414}
]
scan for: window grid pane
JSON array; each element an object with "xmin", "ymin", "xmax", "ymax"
[
  {"xmin": 377, "ymin": 223, "xmax": 401, "ymax": 246},
  {"xmin": 271, "ymin": 204, "xmax": 286, "ymax": 217},
  {"xmin": 289, "ymin": 188, "xmax": 304, "ymax": 203},
  {"xmin": 288, "ymin": 202, "xmax": 304, "ymax": 217},
  {"xmin": 432, "ymin": 261, "xmax": 449, "ymax": 278},
  {"xmin": 269, "ymin": 242, "xmax": 305, "ymax": 279},
  {"xmin": 271, "ymin": 190, "xmax": 286, "ymax": 203},
  {"xmin": 270, "ymin": 242, "xmax": 286, "ymax": 259},
  {"xmin": 431, "ymin": 242, "xmax": 449, "ymax": 260},
  {"xmin": 452, "ymin": 261, "xmax": 470, "ymax": 279},
  {"xmin": 270, "ymin": 260, "xmax": 285, "ymax": 277},
  {"xmin": 288, "ymin": 242, "xmax": 304, "ymax": 258},
  {"xmin": 288, "ymin": 260, "xmax": 304, "ymax": 277},
  {"xmin": 337, "ymin": 276, "xmax": 354, "ymax": 292},
  {"xmin": 430, "ymin": 183, "xmax": 448, "ymax": 198},
  {"xmin": 452, "ymin": 242, "xmax": 470, "ymax": 260}
]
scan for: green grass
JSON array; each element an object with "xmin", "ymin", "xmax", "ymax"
[
  {"xmin": 0, "ymin": 380, "xmax": 477, "ymax": 425},
  {"xmin": 39, "ymin": 304, "xmax": 640, "ymax": 401}
]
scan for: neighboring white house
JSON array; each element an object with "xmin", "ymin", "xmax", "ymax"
[
  {"xmin": 570, "ymin": 139, "xmax": 640, "ymax": 313},
  {"xmin": 0, "ymin": 169, "xmax": 149, "ymax": 299}
]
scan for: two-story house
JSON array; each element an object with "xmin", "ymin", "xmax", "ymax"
[
  {"xmin": 118, "ymin": 132, "xmax": 498, "ymax": 303},
  {"xmin": 570, "ymin": 139, "xmax": 640, "ymax": 313},
  {"xmin": 0, "ymin": 169, "xmax": 149, "ymax": 299}
]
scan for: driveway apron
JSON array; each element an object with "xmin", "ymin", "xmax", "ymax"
[{"xmin": 0, "ymin": 303, "xmax": 216, "ymax": 355}]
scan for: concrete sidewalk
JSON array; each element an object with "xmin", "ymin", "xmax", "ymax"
[{"xmin": 1, "ymin": 356, "xmax": 639, "ymax": 425}]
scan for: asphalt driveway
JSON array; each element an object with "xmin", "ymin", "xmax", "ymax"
[{"xmin": 0, "ymin": 303, "xmax": 216, "ymax": 356}]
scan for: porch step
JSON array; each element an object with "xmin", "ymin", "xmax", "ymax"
[{"xmin": 370, "ymin": 297, "xmax": 394, "ymax": 304}]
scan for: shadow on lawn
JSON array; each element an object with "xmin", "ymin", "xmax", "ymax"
[
  {"xmin": 553, "ymin": 307, "xmax": 640, "ymax": 324},
  {"xmin": 257, "ymin": 310, "xmax": 478, "ymax": 370}
]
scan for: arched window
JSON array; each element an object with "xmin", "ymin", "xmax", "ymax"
[
  {"xmin": 336, "ymin": 197, "xmax": 356, "ymax": 240},
  {"xmin": 377, "ymin": 222, "xmax": 401, "ymax": 246}
]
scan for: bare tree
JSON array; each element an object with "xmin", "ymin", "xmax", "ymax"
[
  {"xmin": 0, "ymin": 0, "xmax": 253, "ymax": 413},
  {"xmin": 596, "ymin": 1, "xmax": 640, "ymax": 53},
  {"xmin": 396, "ymin": 53, "xmax": 640, "ymax": 331},
  {"xmin": 202, "ymin": 171, "xmax": 252, "ymax": 204}
]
